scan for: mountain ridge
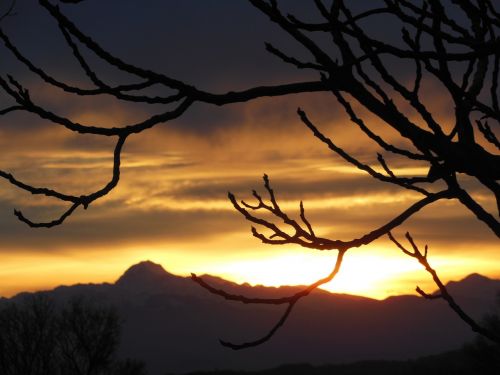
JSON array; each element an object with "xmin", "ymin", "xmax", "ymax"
[
  {"xmin": 3, "ymin": 261, "xmax": 500, "ymax": 375},
  {"xmin": 114, "ymin": 260, "xmax": 500, "ymax": 301}
]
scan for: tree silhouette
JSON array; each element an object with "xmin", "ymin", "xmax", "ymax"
[
  {"xmin": 0, "ymin": 295, "xmax": 58, "ymax": 375},
  {"xmin": 58, "ymin": 298, "xmax": 121, "ymax": 375},
  {"xmin": 460, "ymin": 292, "xmax": 500, "ymax": 370},
  {"xmin": 0, "ymin": 295, "xmax": 146, "ymax": 375},
  {"xmin": 0, "ymin": 0, "xmax": 498, "ymax": 349}
]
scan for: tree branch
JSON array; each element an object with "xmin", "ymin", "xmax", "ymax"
[
  {"xmin": 389, "ymin": 232, "xmax": 500, "ymax": 344},
  {"xmin": 0, "ymin": 134, "xmax": 128, "ymax": 227},
  {"xmin": 229, "ymin": 174, "xmax": 453, "ymax": 252},
  {"xmin": 192, "ymin": 250, "xmax": 345, "ymax": 349}
]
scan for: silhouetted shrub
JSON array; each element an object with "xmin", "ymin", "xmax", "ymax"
[{"xmin": 0, "ymin": 294, "xmax": 146, "ymax": 375}]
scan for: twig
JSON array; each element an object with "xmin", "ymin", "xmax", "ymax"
[
  {"xmin": 192, "ymin": 250, "xmax": 345, "ymax": 349},
  {"xmin": 388, "ymin": 232, "xmax": 500, "ymax": 344}
]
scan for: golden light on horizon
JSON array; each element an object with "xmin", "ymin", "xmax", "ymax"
[
  {"xmin": 199, "ymin": 246, "xmax": 500, "ymax": 299},
  {"xmin": 2, "ymin": 239, "xmax": 498, "ymax": 300}
]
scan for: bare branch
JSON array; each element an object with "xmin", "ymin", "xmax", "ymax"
[
  {"xmin": 0, "ymin": 0, "xmax": 15, "ymax": 22},
  {"xmin": 192, "ymin": 250, "xmax": 345, "ymax": 349},
  {"xmin": 265, "ymin": 42, "xmax": 327, "ymax": 71},
  {"xmin": 0, "ymin": 105, "xmax": 22, "ymax": 115},
  {"xmin": 0, "ymin": 75, "xmax": 194, "ymax": 136},
  {"xmin": 477, "ymin": 120, "xmax": 500, "ymax": 150},
  {"xmin": 0, "ymin": 28, "xmax": 167, "ymax": 102},
  {"xmin": 299, "ymin": 201, "xmax": 315, "ymax": 237},
  {"xmin": 14, "ymin": 202, "xmax": 80, "ymax": 228},
  {"xmin": 298, "ymin": 108, "xmax": 431, "ymax": 195},
  {"xmin": 219, "ymin": 302, "xmax": 295, "ymax": 350},
  {"xmin": 415, "ymin": 286, "xmax": 442, "ymax": 300},
  {"xmin": 455, "ymin": 188, "xmax": 500, "ymax": 236},
  {"xmin": 389, "ymin": 232, "xmax": 500, "ymax": 344},
  {"xmin": 229, "ymin": 175, "xmax": 453, "ymax": 252},
  {"xmin": 376, "ymin": 153, "xmax": 430, "ymax": 185},
  {"xmin": 0, "ymin": 134, "xmax": 128, "ymax": 227},
  {"xmin": 38, "ymin": 0, "xmax": 193, "ymax": 92},
  {"xmin": 248, "ymin": 0, "xmax": 336, "ymax": 68},
  {"xmin": 331, "ymin": 90, "xmax": 429, "ymax": 161}
]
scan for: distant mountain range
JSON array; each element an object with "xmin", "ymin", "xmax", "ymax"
[{"xmin": 3, "ymin": 261, "xmax": 500, "ymax": 375}]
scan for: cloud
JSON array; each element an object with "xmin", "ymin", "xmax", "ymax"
[
  {"xmin": 0, "ymin": 197, "xmax": 246, "ymax": 252},
  {"xmin": 0, "ymin": 1, "xmax": 497, "ymax": 298}
]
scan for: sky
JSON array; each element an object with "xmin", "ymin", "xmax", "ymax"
[{"xmin": 0, "ymin": 0, "xmax": 498, "ymax": 300}]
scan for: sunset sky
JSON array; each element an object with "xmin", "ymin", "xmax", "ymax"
[{"xmin": 0, "ymin": 0, "xmax": 498, "ymax": 300}]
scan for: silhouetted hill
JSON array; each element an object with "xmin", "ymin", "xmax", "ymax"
[
  {"xmin": 117, "ymin": 260, "xmax": 171, "ymax": 285},
  {"xmin": 5, "ymin": 261, "xmax": 500, "ymax": 375},
  {"xmin": 115, "ymin": 260, "xmax": 194, "ymax": 295},
  {"xmin": 446, "ymin": 273, "xmax": 500, "ymax": 302}
]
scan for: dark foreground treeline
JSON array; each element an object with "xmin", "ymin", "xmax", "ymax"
[
  {"xmin": 177, "ymin": 294, "xmax": 500, "ymax": 375},
  {"xmin": 1, "ymin": 293, "xmax": 499, "ymax": 375},
  {"xmin": 0, "ymin": 294, "xmax": 146, "ymax": 375},
  {"xmin": 177, "ymin": 348, "xmax": 499, "ymax": 375},
  {"xmin": 176, "ymin": 322, "xmax": 500, "ymax": 375}
]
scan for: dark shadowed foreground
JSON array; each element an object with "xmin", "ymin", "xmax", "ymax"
[
  {"xmin": 1, "ymin": 261, "xmax": 499, "ymax": 375},
  {"xmin": 0, "ymin": 295, "xmax": 146, "ymax": 375},
  {"xmin": 169, "ymin": 350, "xmax": 499, "ymax": 375}
]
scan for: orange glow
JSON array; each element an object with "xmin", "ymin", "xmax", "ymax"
[
  {"xmin": 2, "ymin": 240, "xmax": 499, "ymax": 300},
  {"xmin": 0, "ymin": 85, "xmax": 497, "ymax": 301},
  {"xmin": 198, "ymin": 245, "xmax": 500, "ymax": 299}
]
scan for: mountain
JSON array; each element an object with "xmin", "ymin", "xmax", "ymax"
[
  {"xmin": 5, "ymin": 261, "xmax": 500, "ymax": 375},
  {"xmin": 445, "ymin": 273, "xmax": 500, "ymax": 302},
  {"xmin": 115, "ymin": 260, "xmax": 197, "ymax": 295},
  {"xmin": 117, "ymin": 260, "xmax": 171, "ymax": 286}
]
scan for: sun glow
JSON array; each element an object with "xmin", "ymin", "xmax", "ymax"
[
  {"xmin": 205, "ymin": 250, "xmax": 427, "ymax": 299},
  {"xmin": 1, "ymin": 241, "xmax": 499, "ymax": 300},
  {"xmin": 188, "ymin": 245, "xmax": 500, "ymax": 300}
]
